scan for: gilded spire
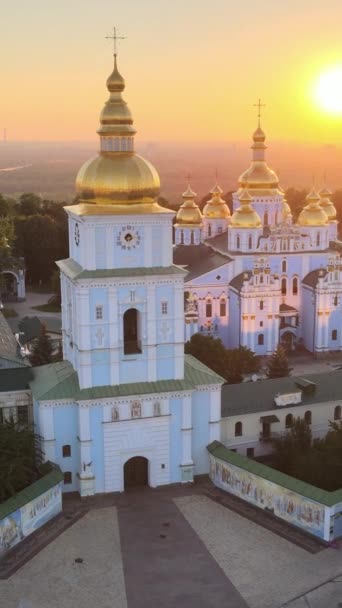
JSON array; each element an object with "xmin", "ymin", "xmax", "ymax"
[
  {"xmin": 319, "ymin": 186, "xmax": 337, "ymax": 221},
  {"xmin": 297, "ymin": 188, "xmax": 329, "ymax": 226},
  {"xmin": 175, "ymin": 183, "xmax": 202, "ymax": 226},
  {"xmin": 231, "ymin": 189, "xmax": 262, "ymax": 227},
  {"xmin": 203, "ymin": 183, "xmax": 231, "ymax": 219}
]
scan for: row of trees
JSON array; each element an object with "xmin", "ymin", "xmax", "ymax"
[
  {"xmin": 272, "ymin": 418, "xmax": 342, "ymax": 492},
  {"xmin": 0, "ymin": 192, "xmax": 70, "ymax": 285},
  {"xmin": 185, "ymin": 334, "xmax": 291, "ymax": 383}
]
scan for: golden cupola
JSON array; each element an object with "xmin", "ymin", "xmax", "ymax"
[
  {"xmin": 319, "ymin": 186, "xmax": 337, "ymax": 221},
  {"xmin": 175, "ymin": 186, "xmax": 203, "ymax": 226},
  {"xmin": 231, "ymin": 189, "xmax": 262, "ymax": 227},
  {"xmin": 282, "ymin": 199, "xmax": 292, "ymax": 220},
  {"xmin": 238, "ymin": 125, "xmax": 280, "ymax": 194},
  {"xmin": 75, "ymin": 54, "xmax": 161, "ymax": 207},
  {"xmin": 203, "ymin": 184, "xmax": 231, "ymax": 219},
  {"xmin": 297, "ymin": 189, "xmax": 329, "ymax": 226}
]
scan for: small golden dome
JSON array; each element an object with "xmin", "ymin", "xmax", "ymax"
[
  {"xmin": 282, "ymin": 199, "xmax": 292, "ymax": 218},
  {"xmin": 319, "ymin": 187, "xmax": 337, "ymax": 221},
  {"xmin": 75, "ymin": 55, "xmax": 161, "ymax": 207},
  {"xmin": 203, "ymin": 184, "xmax": 231, "ymax": 219},
  {"xmin": 231, "ymin": 189, "xmax": 262, "ymax": 228},
  {"xmin": 297, "ymin": 188, "xmax": 329, "ymax": 226},
  {"xmin": 175, "ymin": 185, "xmax": 202, "ymax": 226},
  {"xmin": 238, "ymin": 125, "xmax": 279, "ymax": 190}
]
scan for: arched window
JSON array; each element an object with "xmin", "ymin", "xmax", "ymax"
[
  {"xmin": 62, "ymin": 445, "xmax": 71, "ymax": 458},
  {"xmin": 236, "ymin": 235, "xmax": 240, "ymax": 249},
  {"xmin": 292, "ymin": 277, "xmax": 298, "ymax": 295},
  {"xmin": 180, "ymin": 230, "xmax": 184, "ymax": 244},
  {"xmin": 190, "ymin": 231, "xmax": 194, "ymax": 245},
  {"xmin": 316, "ymin": 232, "xmax": 320, "ymax": 246},
  {"xmin": 208, "ymin": 224, "xmax": 212, "ymax": 237},
  {"xmin": 206, "ymin": 299, "xmax": 212, "ymax": 318},
  {"xmin": 123, "ymin": 308, "xmax": 141, "ymax": 354},
  {"xmin": 248, "ymin": 235, "xmax": 253, "ymax": 249},
  {"xmin": 332, "ymin": 329, "xmax": 338, "ymax": 341},
  {"xmin": 235, "ymin": 421, "xmax": 243, "ymax": 437},
  {"xmin": 259, "ymin": 300, "xmax": 264, "ymax": 310},
  {"xmin": 334, "ymin": 405, "xmax": 341, "ymax": 421},
  {"xmin": 281, "ymin": 278, "xmax": 287, "ymax": 295},
  {"xmin": 258, "ymin": 334, "xmax": 264, "ymax": 345},
  {"xmin": 304, "ymin": 410, "xmax": 312, "ymax": 425},
  {"xmin": 282, "ymin": 260, "xmax": 287, "ymax": 273},
  {"xmin": 264, "ymin": 211, "xmax": 269, "ymax": 226},
  {"xmin": 63, "ymin": 472, "xmax": 72, "ymax": 485},
  {"xmin": 334, "ymin": 295, "xmax": 338, "ymax": 306},
  {"xmin": 285, "ymin": 413, "xmax": 293, "ymax": 429},
  {"xmin": 220, "ymin": 299, "xmax": 226, "ymax": 317}
]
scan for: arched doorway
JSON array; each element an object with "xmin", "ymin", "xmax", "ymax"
[
  {"xmin": 124, "ymin": 456, "xmax": 148, "ymax": 489},
  {"xmin": 1, "ymin": 271, "xmax": 18, "ymax": 301},
  {"xmin": 281, "ymin": 331, "xmax": 295, "ymax": 352},
  {"xmin": 123, "ymin": 308, "xmax": 141, "ymax": 354}
]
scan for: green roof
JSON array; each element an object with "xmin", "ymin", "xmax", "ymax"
[
  {"xmin": 0, "ymin": 463, "xmax": 63, "ymax": 520},
  {"xmin": 207, "ymin": 441, "xmax": 342, "ymax": 507},
  {"xmin": 57, "ymin": 258, "xmax": 187, "ymax": 281},
  {"xmin": 30, "ymin": 355, "xmax": 223, "ymax": 402}
]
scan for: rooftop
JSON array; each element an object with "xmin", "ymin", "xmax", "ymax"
[
  {"xmin": 173, "ymin": 244, "xmax": 230, "ymax": 281},
  {"xmin": 57, "ymin": 258, "xmax": 187, "ymax": 282},
  {"xmin": 221, "ymin": 369, "xmax": 342, "ymax": 418}
]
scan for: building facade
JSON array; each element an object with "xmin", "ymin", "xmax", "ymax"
[
  {"xmin": 31, "ymin": 54, "xmax": 223, "ymax": 495},
  {"xmin": 174, "ymin": 128, "xmax": 342, "ymax": 355}
]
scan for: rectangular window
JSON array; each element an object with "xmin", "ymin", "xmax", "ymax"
[
  {"xmin": 63, "ymin": 471, "xmax": 72, "ymax": 485},
  {"xmin": 95, "ymin": 305, "xmax": 103, "ymax": 320},
  {"xmin": 246, "ymin": 447, "xmax": 254, "ymax": 458},
  {"xmin": 332, "ymin": 329, "xmax": 338, "ymax": 341},
  {"xmin": 259, "ymin": 301, "xmax": 264, "ymax": 310},
  {"xmin": 217, "ymin": 226, "xmax": 223, "ymax": 234},
  {"xmin": 17, "ymin": 406, "xmax": 28, "ymax": 424},
  {"xmin": 161, "ymin": 301, "xmax": 168, "ymax": 315},
  {"xmin": 206, "ymin": 301, "xmax": 212, "ymax": 318},
  {"xmin": 220, "ymin": 301, "xmax": 226, "ymax": 317}
]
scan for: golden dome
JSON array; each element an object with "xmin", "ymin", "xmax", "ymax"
[
  {"xmin": 297, "ymin": 188, "xmax": 329, "ymax": 226},
  {"xmin": 203, "ymin": 184, "xmax": 231, "ymax": 219},
  {"xmin": 238, "ymin": 125, "xmax": 279, "ymax": 191},
  {"xmin": 231, "ymin": 189, "xmax": 262, "ymax": 228},
  {"xmin": 75, "ymin": 54, "xmax": 161, "ymax": 207},
  {"xmin": 319, "ymin": 187, "xmax": 337, "ymax": 221},
  {"xmin": 282, "ymin": 199, "xmax": 292, "ymax": 218},
  {"xmin": 175, "ymin": 185, "xmax": 202, "ymax": 226}
]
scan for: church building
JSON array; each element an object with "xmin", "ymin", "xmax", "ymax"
[
  {"xmin": 174, "ymin": 118, "xmax": 342, "ymax": 355},
  {"xmin": 30, "ymin": 54, "xmax": 223, "ymax": 496}
]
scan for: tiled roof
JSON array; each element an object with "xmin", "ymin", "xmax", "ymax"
[
  {"xmin": 30, "ymin": 355, "xmax": 224, "ymax": 402},
  {"xmin": 57, "ymin": 259, "xmax": 187, "ymax": 281},
  {"xmin": 173, "ymin": 244, "xmax": 230, "ymax": 281},
  {"xmin": 207, "ymin": 440, "xmax": 342, "ymax": 507},
  {"xmin": 0, "ymin": 311, "xmax": 24, "ymax": 366},
  {"xmin": 0, "ymin": 463, "xmax": 63, "ymax": 520},
  {"xmin": 230, "ymin": 271, "xmax": 252, "ymax": 291},
  {"xmin": 0, "ymin": 367, "xmax": 33, "ymax": 392},
  {"xmin": 302, "ymin": 269, "xmax": 327, "ymax": 288},
  {"xmin": 221, "ymin": 369, "xmax": 342, "ymax": 418}
]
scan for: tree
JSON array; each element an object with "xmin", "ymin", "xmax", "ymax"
[
  {"xmin": 272, "ymin": 417, "xmax": 312, "ymax": 477},
  {"xmin": 29, "ymin": 324, "xmax": 54, "ymax": 366},
  {"xmin": 266, "ymin": 345, "xmax": 292, "ymax": 378},
  {"xmin": 0, "ymin": 194, "xmax": 11, "ymax": 217},
  {"xmin": 185, "ymin": 335, "xmax": 260, "ymax": 383},
  {"xmin": 185, "ymin": 333, "xmax": 228, "ymax": 379},
  {"xmin": 0, "ymin": 419, "xmax": 43, "ymax": 502},
  {"xmin": 17, "ymin": 192, "xmax": 41, "ymax": 216},
  {"xmin": 226, "ymin": 346, "xmax": 260, "ymax": 384}
]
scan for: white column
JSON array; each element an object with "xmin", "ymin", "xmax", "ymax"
[
  {"xmin": 209, "ymin": 389, "xmax": 221, "ymax": 443},
  {"xmin": 78, "ymin": 405, "xmax": 95, "ymax": 496},
  {"xmin": 109, "ymin": 287, "xmax": 120, "ymax": 385},
  {"xmin": 181, "ymin": 395, "xmax": 193, "ymax": 467},
  {"xmin": 39, "ymin": 406, "xmax": 56, "ymax": 462}
]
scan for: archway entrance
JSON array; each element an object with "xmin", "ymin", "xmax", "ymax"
[
  {"xmin": 281, "ymin": 331, "xmax": 295, "ymax": 352},
  {"xmin": 123, "ymin": 308, "xmax": 141, "ymax": 354},
  {"xmin": 124, "ymin": 456, "xmax": 148, "ymax": 489}
]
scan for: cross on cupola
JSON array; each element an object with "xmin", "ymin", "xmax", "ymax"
[
  {"xmin": 105, "ymin": 26, "xmax": 126, "ymax": 56},
  {"xmin": 253, "ymin": 98, "xmax": 266, "ymax": 127}
]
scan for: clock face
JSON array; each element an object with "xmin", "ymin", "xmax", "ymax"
[
  {"xmin": 74, "ymin": 222, "xmax": 80, "ymax": 246},
  {"xmin": 117, "ymin": 226, "xmax": 141, "ymax": 250}
]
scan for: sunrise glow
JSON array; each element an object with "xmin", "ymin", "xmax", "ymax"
[{"xmin": 314, "ymin": 67, "xmax": 342, "ymax": 114}]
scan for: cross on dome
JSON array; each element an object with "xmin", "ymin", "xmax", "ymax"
[
  {"xmin": 105, "ymin": 26, "xmax": 126, "ymax": 56},
  {"xmin": 253, "ymin": 98, "xmax": 266, "ymax": 127}
]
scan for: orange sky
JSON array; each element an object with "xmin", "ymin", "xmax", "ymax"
[{"xmin": 2, "ymin": 0, "xmax": 342, "ymax": 143}]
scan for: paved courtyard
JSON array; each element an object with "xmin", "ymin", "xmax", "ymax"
[{"xmin": 1, "ymin": 488, "xmax": 342, "ymax": 608}]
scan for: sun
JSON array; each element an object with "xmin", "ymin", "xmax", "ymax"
[{"xmin": 314, "ymin": 67, "xmax": 342, "ymax": 114}]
